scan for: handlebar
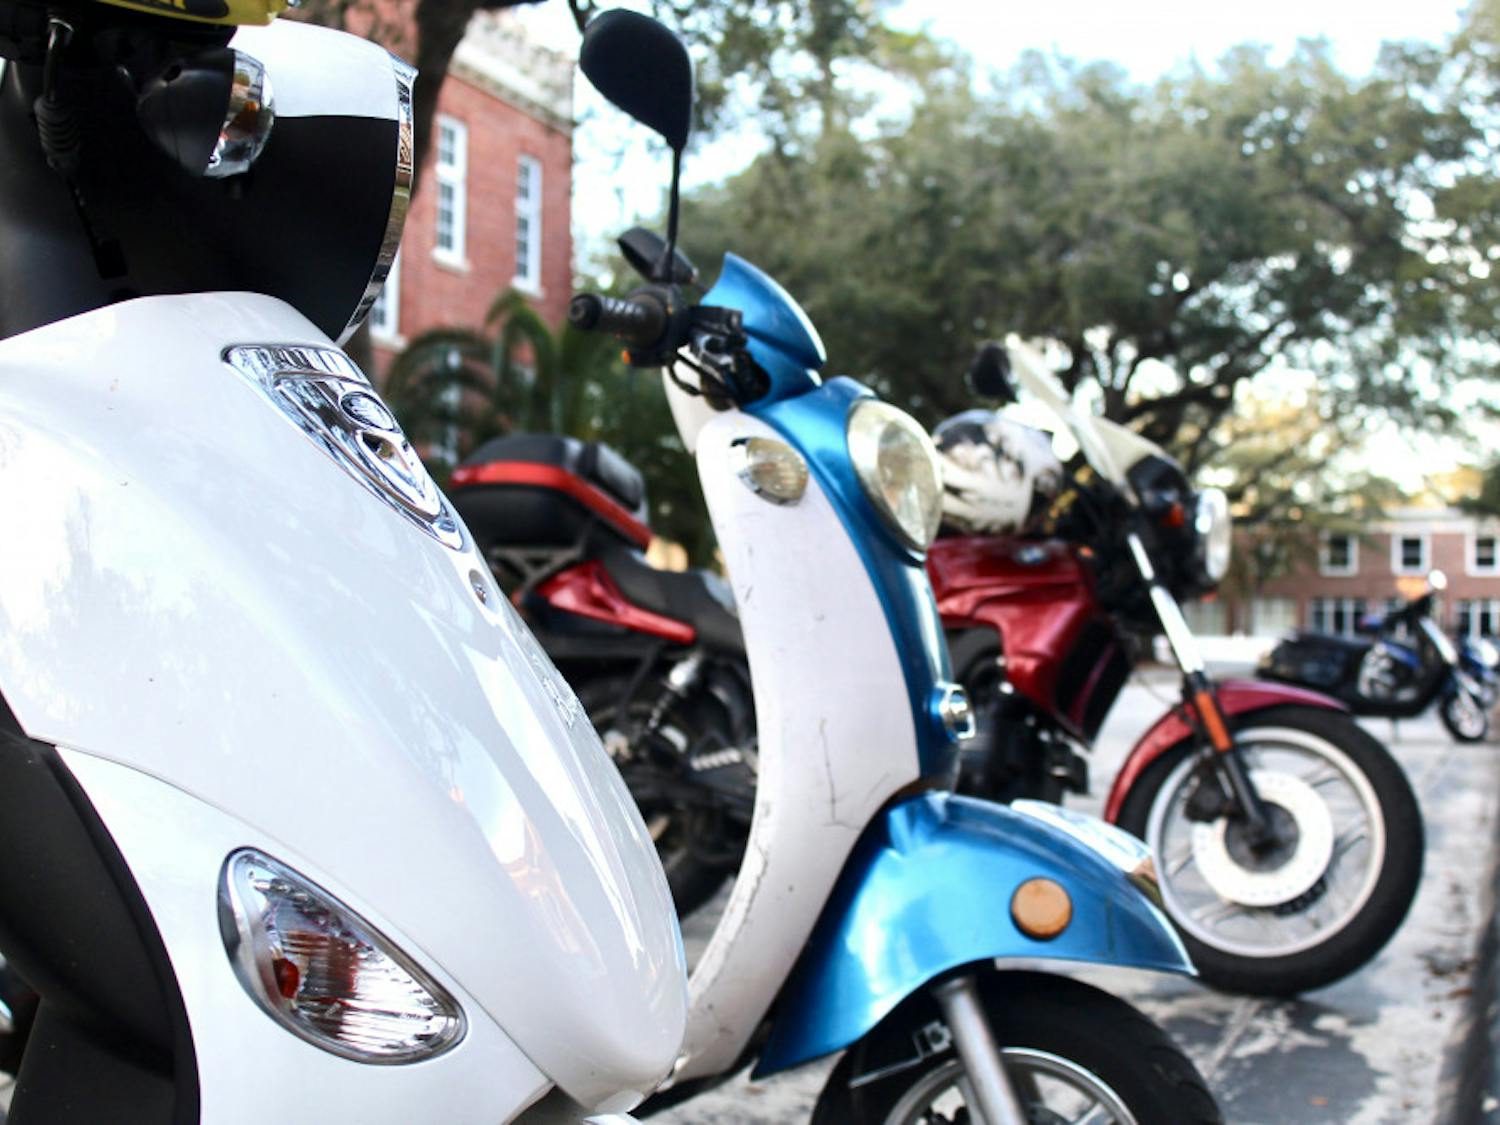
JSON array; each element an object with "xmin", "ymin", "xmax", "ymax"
[{"xmin": 568, "ymin": 292, "xmax": 668, "ymax": 350}]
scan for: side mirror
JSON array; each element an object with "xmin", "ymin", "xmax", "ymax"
[
  {"xmin": 579, "ymin": 10, "xmax": 693, "ymax": 153},
  {"xmin": 967, "ymin": 342, "xmax": 1016, "ymax": 403},
  {"xmin": 578, "ymin": 10, "xmax": 694, "ymax": 285},
  {"xmin": 618, "ymin": 227, "xmax": 697, "ymax": 285}
]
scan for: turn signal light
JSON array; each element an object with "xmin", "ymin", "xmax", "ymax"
[{"xmin": 219, "ymin": 849, "xmax": 465, "ymax": 1063}]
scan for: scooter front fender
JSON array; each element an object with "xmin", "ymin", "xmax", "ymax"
[
  {"xmin": 753, "ymin": 792, "xmax": 1190, "ymax": 1077},
  {"xmin": 1103, "ymin": 678, "xmax": 1347, "ymax": 822}
]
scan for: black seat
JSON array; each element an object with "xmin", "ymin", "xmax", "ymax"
[
  {"xmin": 599, "ymin": 545, "xmax": 744, "ymax": 653},
  {"xmin": 463, "ymin": 434, "xmax": 647, "ymax": 517}
]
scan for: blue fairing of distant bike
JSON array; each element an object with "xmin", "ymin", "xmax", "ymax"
[{"xmin": 753, "ymin": 792, "xmax": 1193, "ymax": 1077}]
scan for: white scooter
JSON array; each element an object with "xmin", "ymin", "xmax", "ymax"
[
  {"xmin": 0, "ymin": 7, "xmax": 683, "ymax": 1122},
  {"xmin": 567, "ymin": 11, "xmax": 1220, "ymax": 1123}
]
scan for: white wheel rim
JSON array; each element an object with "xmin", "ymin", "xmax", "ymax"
[
  {"xmin": 1448, "ymin": 694, "xmax": 1487, "ymax": 740},
  {"xmin": 1145, "ymin": 725, "xmax": 1388, "ymax": 960},
  {"xmin": 884, "ymin": 1049, "xmax": 1138, "ymax": 1125}
]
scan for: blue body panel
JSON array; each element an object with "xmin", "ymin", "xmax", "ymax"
[
  {"xmin": 754, "ymin": 792, "xmax": 1193, "ymax": 1077},
  {"xmin": 706, "ymin": 253, "xmax": 827, "ymax": 397}
]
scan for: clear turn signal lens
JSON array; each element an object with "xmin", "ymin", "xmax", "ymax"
[
  {"xmin": 732, "ymin": 436, "xmax": 809, "ymax": 505},
  {"xmin": 219, "ymin": 849, "xmax": 464, "ymax": 1063}
]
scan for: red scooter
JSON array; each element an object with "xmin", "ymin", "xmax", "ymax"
[{"xmin": 933, "ymin": 341, "xmax": 1423, "ymax": 995}]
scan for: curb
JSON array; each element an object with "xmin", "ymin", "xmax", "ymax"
[{"xmin": 1444, "ymin": 790, "xmax": 1500, "ymax": 1123}]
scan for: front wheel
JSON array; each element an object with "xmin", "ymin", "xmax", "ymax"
[
  {"xmin": 1117, "ymin": 705, "xmax": 1422, "ymax": 996},
  {"xmin": 812, "ymin": 971, "xmax": 1221, "ymax": 1124},
  {"xmin": 1441, "ymin": 689, "xmax": 1490, "ymax": 743}
]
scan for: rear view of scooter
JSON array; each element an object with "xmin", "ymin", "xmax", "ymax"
[
  {"xmin": 0, "ymin": 3, "xmax": 684, "ymax": 1120},
  {"xmin": 565, "ymin": 11, "xmax": 1222, "ymax": 1121}
]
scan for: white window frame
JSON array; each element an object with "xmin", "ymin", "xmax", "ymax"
[
  {"xmin": 1308, "ymin": 596, "xmax": 1368, "ymax": 638},
  {"xmin": 1319, "ymin": 531, "xmax": 1358, "ymax": 577},
  {"xmin": 369, "ymin": 248, "xmax": 402, "ymax": 343},
  {"xmin": 1458, "ymin": 598, "xmax": 1500, "ymax": 640},
  {"xmin": 1470, "ymin": 529, "xmax": 1500, "ymax": 577},
  {"xmin": 1391, "ymin": 532, "xmax": 1429, "ymax": 576},
  {"xmin": 433, "ymin": 115, "xmax": 468, "ymax": 268},
  {"xmin": 513, "ymin": 154, "xmax": 543, "ymax": 292}
]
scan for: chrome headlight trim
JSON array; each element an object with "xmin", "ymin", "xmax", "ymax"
[
  {"xmin": 846, "ymin": 399, "xmax": 943, "ymax": 551},
  {"xmin": 342, "ymin": 53, "xmax": 415, "ymax": 344},
  {"xmin": 1193, "ymin": 487, "xmax": 1232, "ymax": 587}
]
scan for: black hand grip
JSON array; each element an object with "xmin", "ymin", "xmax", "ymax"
[{"xmin": 569, "ymin": 292, "xmax": 668, "ymax": 349}]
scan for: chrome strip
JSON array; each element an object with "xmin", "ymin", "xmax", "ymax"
[
  {"xmin": 224, "ymin": 344, "xmax": 465, "ymax": 550},
  {"xmin": 341, "ymin": 54, "xmax": 415, "ymax": 344}
]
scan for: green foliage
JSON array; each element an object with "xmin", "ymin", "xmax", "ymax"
[
  {"xmin": 383, "ymin": 291, "xmax": 710, "ymax": 557},
  {"xmin": 1459, "ymin": 458, "xmax": 1500, "ymax": 518},
  {"xmin": 677, "ymin": 30, "xmax": 1496, "ymax": 475}
]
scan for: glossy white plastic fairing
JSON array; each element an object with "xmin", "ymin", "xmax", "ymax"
[
  {"xmin": 0, "ymin": 294, "xmax": 686, "ymax": 1110},
  {"xmin": 664, "ymin": 383, "xmax": 921, "ymax": 1079}
]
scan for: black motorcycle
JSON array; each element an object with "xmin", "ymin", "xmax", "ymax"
[
  {"xmin": 1258, "ymin": 571, "xmax": 1491, "ymax": 742},
  {"xmin": 447, "ymin": 429, "xmax": 757, "ymax": 915}
]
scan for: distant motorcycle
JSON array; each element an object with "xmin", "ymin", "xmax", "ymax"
[
  {"xmin": 930, "ymin": 342, "xmax": 1424, "ymax": 996},
  {"xmin": 1258, "ymin": 572, "xmax": 1493, "ymax": 742}
]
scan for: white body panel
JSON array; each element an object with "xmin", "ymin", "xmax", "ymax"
[
  {"xmin": 60, "ymin": 749, "xmax": 553, "ymax": 1124},
  {"xmin": 0, "ymin": 295, "xmax": 685, "ymax": 1109},
  {"xmin": 231, "ymin": 21, "xmax": 403, "ymax": 120},
  {"xmin": 673, "ymin": 410, "xmax": 920, "ymax": 1080}
]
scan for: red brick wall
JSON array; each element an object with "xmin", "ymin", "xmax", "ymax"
[{"xmin": 372, "ymin": 72, "xmax": 573, "ymax": 377}]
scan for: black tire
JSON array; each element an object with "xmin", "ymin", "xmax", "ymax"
[
  {"xmin": 1117, "ymin": 705, "xmax": 1423, "ymax": 996},
  {"xmin": 1440, "ymin": 691, "xmax": 1490, "ymax": 743},
  {"xmin": 812, "ymin": 970, "xmax": 1221, "ymax": 1124},
  {"xmin": 576, "ymin": 676, "xmax": 743, "ymax": 918}
]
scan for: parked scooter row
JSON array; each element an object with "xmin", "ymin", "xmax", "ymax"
[
  {"xmin": 1259, "ymin": 571, "xmax": 1497, "ymax": 742},
  {"xmin": 453, "ymin": 323, "xmax": 1425, "ymax": 1001},
  {"xmin": 0, "ymin": 2, "xmax": 1228, "ymax": 1122}
]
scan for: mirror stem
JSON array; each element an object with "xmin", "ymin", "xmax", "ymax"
[{"xmin": 655, "ymin": 148, "xmax": 683, "ymax": 284}]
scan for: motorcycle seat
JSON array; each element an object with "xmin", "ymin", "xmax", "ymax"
[
  {"xmin": 599, "ymin": 546, "xmax": 744, "ymax": 653},
  {"xmin": 463, "ymin": 434, "xmax": 647, "ymax": 515}
]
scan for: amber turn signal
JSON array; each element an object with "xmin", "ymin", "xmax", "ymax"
[{"xmin": 1011, "ymin": 877, "xmax": 1073, "ymax": 940}]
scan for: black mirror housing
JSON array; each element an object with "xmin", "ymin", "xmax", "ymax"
[
  {"xmin": 968, "ymin": 342, "xmax": 1016, "ymax": 403},
  {"xmin": 579, "ymin": 10, "xmax": 693, "ymax": 152},
  {"xmin": 618, "ymin": 227, "xmax": 697, "ymax": 285}
]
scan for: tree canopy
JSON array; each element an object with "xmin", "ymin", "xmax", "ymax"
[{"xmin": 676, "ymin": 23, "xmax": 1497, "ymax": 475}]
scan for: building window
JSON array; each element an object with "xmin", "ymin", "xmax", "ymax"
[
  {"xmin": 514, "ymin": 155, "xmax": 542, "ymax": 290},
  {"xmin": 1473, "ymin": 533, "xmax": 1499, "ymax": 576},
  {"xmin": 1319, "ymin": 532, "xmax": 1357, "ymax": 576},
  {"xmin": 369, "ymin": 249, "xmax": 401, "ymax": 340},
  {"xmin": 1250, "ymin": 597, "xmax": 1297, "ymax": 636},
  {"xmin": 434, "ymin": 116, "xmax": 468, "ymax": 266},
  {"xmin": 1392, "ymin": 533, "xmax": 1428, "ymax": 576},
  {"xmin": 1309, "ymin": 597, "xmax": 1368, "ymax": 638},
  {"xmin": 1458, "ymin": 599, "xmax": 1500, "ymax": 640}
]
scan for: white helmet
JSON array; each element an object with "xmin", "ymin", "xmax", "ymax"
[{"xmin": 933, "ymin": 410, "xmax": 1064, "ymax": 535}]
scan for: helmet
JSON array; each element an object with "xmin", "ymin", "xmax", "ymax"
[
  {"xmin": 95, "ymin": 0, "xmax": 290, "ymax": 27},
  {"xmin": 933, "ymin": 409, "xmax": 1064, "ymax": 536}
]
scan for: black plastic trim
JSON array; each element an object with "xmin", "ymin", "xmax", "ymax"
[{"xmin": 0, "ymin": 701, "xmax": 199, "ymax": 1124}]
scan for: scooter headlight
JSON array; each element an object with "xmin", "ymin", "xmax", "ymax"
[
  {"xmin": 219, "ymin": 849, "xmax": 465, "ymax": 1063},
  {"xmin": 1192, "ymin": 487, "xmax": 1232, "ymax": 587},
  {"xmin": 847, "ymin": 399, "xmax": 943, "ymax": 551}
]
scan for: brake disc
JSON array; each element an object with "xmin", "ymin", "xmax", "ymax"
[{"xmin": 1189, "ymin": 770, "xmax": 1334, "ymax": 907}]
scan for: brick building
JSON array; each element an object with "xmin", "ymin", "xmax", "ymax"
[
  {"xmin": 368, "ymin": 10, "xmax": 573, "ymax": 373},
  {"xmin": 1217, "ymin": 508, "xmax": 1500, "ymax": 640}
]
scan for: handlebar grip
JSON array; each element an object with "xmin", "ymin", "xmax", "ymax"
[{"xmin": 569, "ymin": 292, "xmax": 668, "ymax": 350}]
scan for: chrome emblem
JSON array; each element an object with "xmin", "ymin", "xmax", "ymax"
[{"xmin": 223, "ymin": 345, "xmax": 464, "ymax": 550}]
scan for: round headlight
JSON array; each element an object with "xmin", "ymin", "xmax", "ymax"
[
  {"xmin": 1194, "ymin": 487, "xmax": 1232, "ymax": 585},
  {"xmin": 847, "ymin": 399, "xmax": 943, "ymax": 550}
]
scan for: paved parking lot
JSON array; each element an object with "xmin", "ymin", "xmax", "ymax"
[{"xmin": 658, "ymin": 675, "xmax": 1500, "ymax": 1124}]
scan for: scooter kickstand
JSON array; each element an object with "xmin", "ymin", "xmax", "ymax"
[{"xmin": 932, "ymin": 975, "xmax": 1028, "ymax": 1125}]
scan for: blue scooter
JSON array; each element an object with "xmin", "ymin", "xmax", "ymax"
[{"xmin": 563, "ymin": 10, "xmax": 1222, "ymax": 1122}]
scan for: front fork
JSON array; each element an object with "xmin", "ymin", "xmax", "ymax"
[{"xmin": 1125, "ymin": 533, "xmax": 1277, "ymax": 847}]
